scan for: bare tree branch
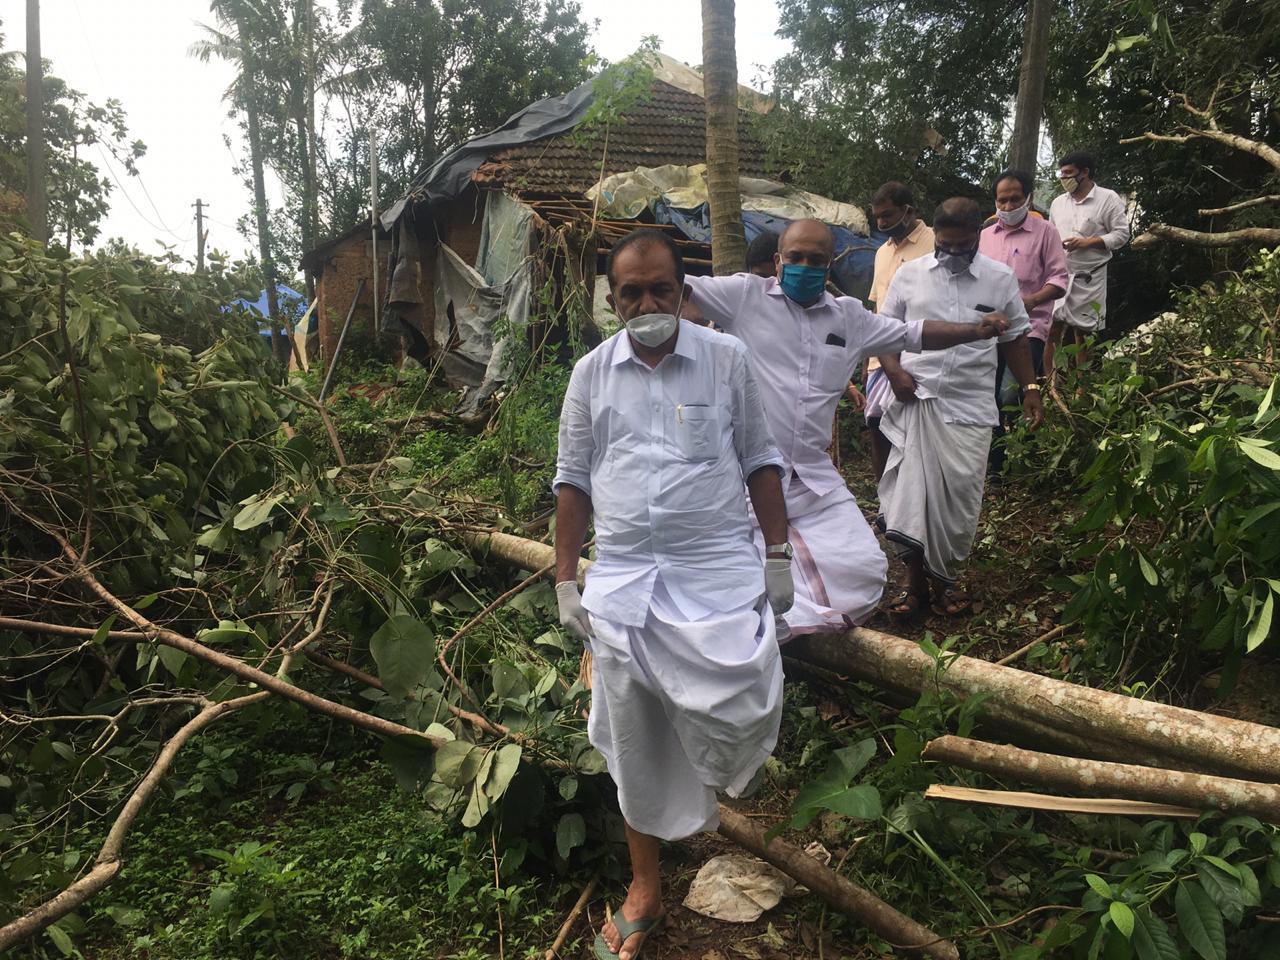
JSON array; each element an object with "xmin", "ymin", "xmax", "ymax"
[
  {"xmin": 1200, "ymin": 195, "xmax": 1280, "ymax": 217},
  {"xmin": 1132, "ymin": 223, "xmax": 1280, "ymax": 249}
]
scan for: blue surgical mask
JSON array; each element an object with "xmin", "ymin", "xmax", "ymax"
[{"xmin": 779, "ymin": 264, "xmax": 828, "ymax": 304}]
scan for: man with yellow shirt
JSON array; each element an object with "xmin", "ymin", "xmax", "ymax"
[{"xmin": 865, "ymin": 182, "xmax": 934, "ymax": 479}]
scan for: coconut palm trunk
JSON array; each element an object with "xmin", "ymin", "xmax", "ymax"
[{"xmin": 701, "ymin": 0, "xmax": 747, "ymax": 276}]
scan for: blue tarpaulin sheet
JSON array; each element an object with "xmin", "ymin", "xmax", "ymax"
[
  {"xmin": 652, "ymin": 201, "xmax": 886, "ymax": 301},
  {"xmin": 226, "ymin": 284, "xmax": 308, "ymax": 338}
]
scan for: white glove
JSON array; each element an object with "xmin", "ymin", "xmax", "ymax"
[
  {"xmin": 555, "ymin": 581, "xmax": 592, "ymax": 644},
  {"xmin": 765, "ymin": 558, "xmax": 794, "ymax": 616}
]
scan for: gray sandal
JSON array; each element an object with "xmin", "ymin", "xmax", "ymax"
[{"xmin": 593, "ymin": 909, "xmax": 665, "ymax": 960}]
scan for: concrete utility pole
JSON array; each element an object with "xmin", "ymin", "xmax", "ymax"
[
  {"xmin": 1009, "ymin": 0, "xmax": 1054, "ymax": 177},
  {"xmin": 193, "ymin": 199, "xmax": 207, "ymax": 272},
  {"xmin": 25, "ymin": 0, "xmax": 47, "ymax": 245}
]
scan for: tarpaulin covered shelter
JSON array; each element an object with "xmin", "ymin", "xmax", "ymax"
[
  {"xmin": 225, "ymin": 283, "xmax": 307, "ymax": 340},
  {"xmin": 330, "ymin": 51, "xmax": 884, "ymax": 413}
]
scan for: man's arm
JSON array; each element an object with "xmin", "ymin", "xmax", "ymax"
[
  {"xmin": 746, "ymin": 467, "xmax": 787, "ymax": 546},
  {"xmin": 998, "ymin": 336, "xmax": 1044, "ymax": 430},
  {"xmin": 685, "ymin": 273, "xmax": 751, "ymax": 331},
  {"xmin": 555, "ymin": 485, "xmax": 592, "ymax": 583},
  {"xmin": 1098, "ymin": 191, "xmax": 1131, "ymax": 250}
]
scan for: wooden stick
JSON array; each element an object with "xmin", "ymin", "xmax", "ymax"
[
  {"xmin": 923, "ymin": 735, "xmax": 1280, "ymax": 823},
  {"xmin": 994, "ymin": 624, "xmax": 1067, "ymax": 666},
  {"xmin": 924, "ymin": 784, "xmax": 1201, "ymax": 819},
  {"xmin": 544, "ymin": 874, "xmax": 599, "ymax": 959},
  {"xmin": 717, "ymin": 806, "xmax": 958, "ymax": 959}
]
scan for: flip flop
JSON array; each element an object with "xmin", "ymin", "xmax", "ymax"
[
  {"xmin": 884, "ymin": 589, "xmax": 927, "ymax": 621},
  {"xmin": 593, "ymin": 908, "xmax": 665, "ymax": 960},
  {"xmin": 931, "ymin": 590, "xmax": 973, "ymax": 617}
]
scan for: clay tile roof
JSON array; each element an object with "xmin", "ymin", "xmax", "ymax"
[{"xmin": 475, "ymin": 80, "xmax": 770, "ymax": 195}]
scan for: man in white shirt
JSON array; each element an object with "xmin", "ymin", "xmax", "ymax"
[
  {"xmin": 687, "ymin": 219, "xmax": 1009, "ymax": 637},
  {"xmin": 1046, "ymin": 150, "xmax": 1131, "ymax": 373},
  {"xmin": 876, "ymin": 198, "xmax": 1043, "ymax": 617},
  {"xmin": 553, "ymin": 229, "xmax": 793, "ymax": 960}
]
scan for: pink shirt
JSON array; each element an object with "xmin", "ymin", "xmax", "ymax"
[{"xmin": 978, "ymin": 214, "xmax": 1069, "ymax": 342}]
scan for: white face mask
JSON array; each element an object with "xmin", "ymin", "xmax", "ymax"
[
  {"xmin": 624, "ymin": 288, "xmax": 684, "ymax": 348},
  {"xmin": 997, "ymin": 199, "xmax": 1030, "ymax": 227}
]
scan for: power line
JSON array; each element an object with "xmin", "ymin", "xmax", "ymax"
[{"xmin": 94, "ymin": 144, "xmax": 190, "ymax": 242}]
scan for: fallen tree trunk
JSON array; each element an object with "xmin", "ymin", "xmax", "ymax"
[
  {"xmin": 922, "ymin": 736, "xmax": 1280, "ymax": 824},
  {"xmin": 466, "ymin": 529, "xmax": 1280, "ymax": 783},
  {"xmin": 717, "ymin": 807, "xmax": 958, "ymax": 959}
]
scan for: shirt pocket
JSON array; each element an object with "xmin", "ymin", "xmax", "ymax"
[
  {"xmin": 1009, "ymin": 249, "xmax": 1038, "ymax": 288},
  {"xmin": 674, "ymin": 403, "xmax": 722, "ymax": 461},
  {"xmin": 812, "ymin": 345, "xmax": 853, "ymax": 392},
  {"xmin": 1079, "ymin": 216, "xmax": 1101, "ymax": 236}
]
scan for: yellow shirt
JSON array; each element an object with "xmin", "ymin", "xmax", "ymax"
[{"xmin": 868, "ymin": 220, "xmax": 934, "ymax": 370}]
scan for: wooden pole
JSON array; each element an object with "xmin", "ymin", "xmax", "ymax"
[{"xmin": 700, "ymin": 0, "xmax": 747, "ymax": 275}]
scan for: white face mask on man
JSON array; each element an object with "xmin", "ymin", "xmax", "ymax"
[
  {"xmin": 997, "ymin": 199, "xmax": 1030, "ymax": 227},
  {"xmin": 624, "ymin": 293, "xmax": 682, "ymax": 348}
]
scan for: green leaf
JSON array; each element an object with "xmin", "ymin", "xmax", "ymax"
[
  {"xmin": 157, "ymin": 645, "xmax": 188, "ymax": 678},
  {"xmin": 46, "ymin": 924, "xmax": 73, "ymax": 956},
  {"xmin": 1085, "ymin": 873, "xmax": 1114, "ymax": 900},
  {"xmin": 91, "ymin": 615, "xmax": 117, "ymax": 645},
  {"xmin": 484, "ymin": 744, "xmax": 522, "ymax": 802},
  {"xmin": 435, "ymin": 741, "xmax": 481, "ymax": 788},
  {"xmin": 381, "ymin": 734, "xmax": 436, "ymax": 793},
  {"xmin": 232, "ymin": 495, "xmax": 283, "ymax": 531},
  {"xmin": 1109, "ymin": 901, "xmax": 1135, "ymax": 938},
  {"xmin": 1138, "ymin": 553, "xmax": 1158, "ymax": 587},
  {"xmin": 559, "ymin": 776, "xmax": 579, "ymax": 801},
  {"xmin": 1175, "ymin": 881, "xmax": 1226, "ymax": 960},
  {"xmin": 556, "ymin": 812, "xmax": 586, "ymax": 860},
  {"xmin": 147, "ymin": 403, "xmax": 177, "ymax": 432},
  {"xmin": 209, "ymin": 883, "xmax": 235, "ymax": 916},
  {"xmin": 1247, "ymin": 591, "xmax": 1273, "ymax": 652},
  {"xmin": 197, "ymin": 623, "xmax": 257, "ymax": 645},
  {"xmin": 369, "ymin": 615, "xmax": 435, "ymax": 700},
  {"xmin": 462, "ymin": 778, "xmax": 491, "ymax": 828},
  {"xmin": 1131, "ymin": 906, "xmax": 1179, "ymax": 960},
  {"xmin": 1255, "ymin": 379, "xmax": 1275, "ymax": 424},
  {"xmin": 1237, "ymin": 440, "xmax": 1280, "ymax": 471}
]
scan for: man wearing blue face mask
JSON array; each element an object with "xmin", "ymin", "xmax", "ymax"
[
  {"xmin": 875, "ymin": 198, "xmax": 1041, "ymax": 619},
  {"xmin": 686, "ymin": 219, "xmax": 1009, "ymax": 639}
]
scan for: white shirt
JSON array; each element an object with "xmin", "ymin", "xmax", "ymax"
[
  {"xmin": 553, "ymin": 320, "xmax": 784, "ymax": 627},
  {"xmin": 1049, "ymin": 185, "xmax": 1131, "ymax": 272},
  {"xmin": 880, "ymin": 253, "xmax": 1031, "ymax": 427},
  {"xmin": 687, "ymin": 274, "xmax": 924, "ymax": 498}
]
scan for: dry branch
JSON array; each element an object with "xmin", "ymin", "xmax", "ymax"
[
  {"xmin": 924, "ymin": 784, "xmax": 1200, "ymax": 819},
  {"xmin": 923, "ymin": 736, "xmax": 1280, "ymax": 823},
  {"xmin": 717, "ymin": 807, "xmax": 958, "ymax": 959}
]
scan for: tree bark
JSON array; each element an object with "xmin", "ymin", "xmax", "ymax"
[
  {"xmin": 1008, "ymin": 0, "xmax": 1053, "ymax": 175},
  {"xmin": 466, "ymin": 528, "xmax": 1280, "ymax": 783},
  {"xmin": 923, "ymin": 736, "xmax": 1280, "ymax": 824},
  {"xmin": 235, "ymin": 12, "xmax": 286, "ymax": 363},
  {"xmin": 701, "ymin": 0, "xmax": 747, "ymax": 275},
  {"xmin": 717, "ymin": 807, "xmax": 958, "ymax": 959},
  {"xmin": 24, "ymin": 0, "xmax": 47, "ymax": 245}
]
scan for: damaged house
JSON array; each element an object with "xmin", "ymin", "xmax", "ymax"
[{"xmin": 305, "ymin": 53, "xmax": 882, "ymax": 413}]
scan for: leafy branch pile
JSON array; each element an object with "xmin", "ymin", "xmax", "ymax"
[
  {"xmin": 0, "ymin": 238, "xmax": 610, "ymax": 956},
  {"xmin": 1012, "ymin": 246, "xmax": 1280, "ymax": 688}
]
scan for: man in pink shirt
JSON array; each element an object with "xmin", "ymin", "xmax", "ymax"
[{"xmin": 978, "ymin": 169, "xmax": 1069, "ymax": 378}]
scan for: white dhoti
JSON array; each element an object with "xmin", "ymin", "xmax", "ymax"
[
  {"xmin": 876, "ymin": 398, "xmax": 991, "ymax": 585},
  {"xmin": 587, "ymin": 577, "xmax": 783, "ymax": 841},
  {"xmin": 752, "ymin": 481, "xmax": 887, "ymax": 636},
  {"xmin": 1053, "ymin": 263, "xmax": 1108, "ymax": 332}
]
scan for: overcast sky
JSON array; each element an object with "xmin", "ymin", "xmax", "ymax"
[{"xmin": 8, "ymin": 0, "xmax": 791, "ymax": 266}]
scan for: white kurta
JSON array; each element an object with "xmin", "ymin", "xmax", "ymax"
[
  {"xmin": 552, "ymin": 321, "xmax": 786, "ymax": 840},
  {"xmin": 588, "ymin": 578, "xmax": 782, "ymax": 840},
  {"xmin": 688, "ymin": 274, "xmax": 924, "ymax": 632}
]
